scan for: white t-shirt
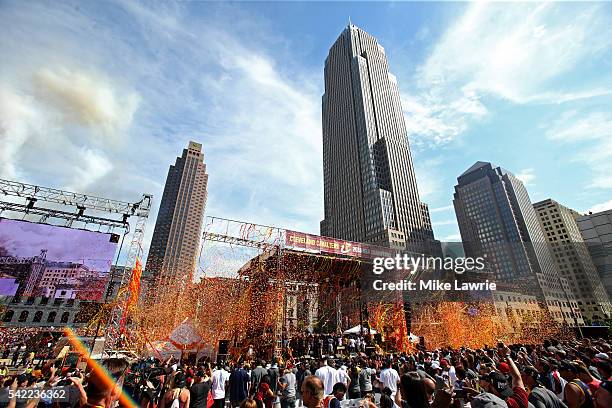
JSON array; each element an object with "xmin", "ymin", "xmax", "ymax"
[
  {"xmin": 337, "ymin": 368, "xmax": 350, "ymax": 386},
  {"xmin": 315, "ymin": 364, "xmax": 339, "ymax": 395},
  {"xmin": 379, "ymin": 368, "xmax": 400, "ymax": 396},
  {"xmin": 211, "ymin": 369, "xmax": 231, "ymax": 399}
]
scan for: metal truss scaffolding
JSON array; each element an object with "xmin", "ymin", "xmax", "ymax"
[
  {"xmin": 0, "ymin": 178, "xmax": 152, "ymax": 354},
  {"xmin": 105, "ymin": 195, "xmax": 152, "ymax": 353}
]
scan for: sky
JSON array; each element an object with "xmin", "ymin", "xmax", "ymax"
[{"xmin": 1, "ymin": 0, "xmax": 612, "ymax": 256}]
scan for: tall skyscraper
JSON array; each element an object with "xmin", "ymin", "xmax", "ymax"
[
  {"xmin": 320, "ymin": 24, "xmax": 438, "ymax": 253},
  {"xmin": 533, "ymin": 199, "xmax": 611, "ymax": 322},
  {"xmin": 146, "ymin": 141, "xmax": 208, "ymax": 287},
  {"xmin": 453, "ymin": 162, "xmax": 583, "ymax": 326},
  {"xmin": 576, "ymin": 209, "xmax": 612, "ymax": 299}
]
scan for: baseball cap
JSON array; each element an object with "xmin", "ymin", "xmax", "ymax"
[
  {"xmin": 471, "ymin": 392, "xmax": 508, "ymax": 408},
  {"xmin": 595, "ymin": 352, "xmax": 609, "ymax": 359},
  {"xmin": 440, "ymin": 358, "xmax": 449, "ymax": 368},
  {"xmin": 498, "ymin": 363, "xmax": 510, "ymax": 374},
  {"xmin": 486, "ymin": 372, "xmax": 513, "ymax": 398}
]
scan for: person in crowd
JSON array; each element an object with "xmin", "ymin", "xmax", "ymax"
[
  {"xmin": 395, "ymin": 372, "xmax": 430, "ymax": 408},
  {"xmin": 241, "ymin": 399, "xmax": 258, "ymax": 408},
  {"xmin": 558, "ymin": 361, "xmax": 594, "ymax": 408},
  {"xmin": 211, "ymin": 365, "xmax": 231, "ymax": 408},
  {"xmin": 300, "ymin": 376, "xmax": 324, "ymax": 408},
  {"xmin": 322, "ymin": 382, "xmax": 346, "ymax": 408},
  {"xmin": 593, "ymin": 380, "xmax": 611, "ymax": 408},
  {"xmin": 160, "ymin": 372, "xmax": 191, "ymax": 408},
  {"xmin": 251, "ymin": 361, "xmax": 268, "ymax": 396},
  {"xmin": 268, "ymin": 359, "xmax": 280, "ymax": 394},
  {"xmin": 315, "ymin": 357, "xmax": 338, "ymax": 396},
  {"xmin": 279, "ymin": 368, "xmax": 297, "ymax": 408},
  {"xmin": 190, "ymin": 370, "xmax": 212, "ymax": 408},
  {"xmin": 229, "ymin": 362, "xmax": 250, "ymax": 408},
  {"xmin": 84, "ymin": 358, "xmax": 129, "ymax": 408},
  {"xmin": 521, "ymin": 365, "xmax": 568, "ymax": 408},
  {"xmin": 254, "ymin": 375, "xmax": 275, "ymax": 408},
  {"xmin": 378, "ymin": 360, "xmax": 399, "ymax": 400},
  {"xmin": 347, "ymin": 364, "xmax": 360, "ymax": 400},
  {"xmin": 479, "ymin": 351, "xmax": 528, "ymax": 408},
  {"xmin": 573, "ymin": 361, "xmax": 601, "ymax": 395},
  {"xmin": 593, "ymin": 359, "xmax": 611, "ymax": 381},
  {"xmin": 358, "ymin": 360, "xmax": 375, "ymax": 398},
  {"xmin": 295, "ymin": 361, "xmax": 311, "ymax": 407}
]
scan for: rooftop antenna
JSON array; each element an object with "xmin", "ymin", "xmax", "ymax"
[{"xmin": 348, "ymin": 16, "xmax": 352, "ymax": 28}]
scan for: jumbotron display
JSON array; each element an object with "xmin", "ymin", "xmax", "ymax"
[{"xmin": 0, "ymin": 218, "xmax": 119, "ymax": 301}]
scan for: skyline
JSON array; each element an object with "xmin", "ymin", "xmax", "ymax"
[{"xmin": 1, "ymin": 1, "xmax": 612, "ymax": 259}]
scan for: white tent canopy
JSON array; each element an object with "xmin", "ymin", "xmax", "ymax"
[
  {"xmin": 146, "ymin": 340, "xmax": 182, "ymax": 359},
  {"xmin": 168, "ymin": 318, "xmax": 203, "ymax": 349},
  {"xmin": 343, "ymin": 325, "xmax": 378, "ymax": 335}
]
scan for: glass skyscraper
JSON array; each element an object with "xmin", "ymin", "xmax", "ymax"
[
  {"xmin": 320, "ymin": 24, "xmax": 439, "ymax": 254},
  {"xmin": 146, "ymin": 141, "xmax": 209, "ymax": 288},
  {"xmin": 453, "ymin": 161, "xmax": 583, "ymax": 325}
]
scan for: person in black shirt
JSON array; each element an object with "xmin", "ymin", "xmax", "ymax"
[{"xmin": 190, "ymin": 370, "xmax": 212, "ymax": 408}]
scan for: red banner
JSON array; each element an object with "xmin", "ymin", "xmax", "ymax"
[{"xmin": 285, "ymin": 231, "xmax": 396, "ymax": 259}]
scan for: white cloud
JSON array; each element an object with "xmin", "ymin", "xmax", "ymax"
[
  {"xmin": 403, "ymin": 2, "xmax": 612, "ymax": 146},
  {"xmin": 515, "ymin": 168, "xmax": 536, "ymax": 186},
  {"xmin": 413, "ymin": 157, "xmax": 445, "ymax": 202},
  {"xmin": 0, "ymin": 67, "xmax": 138, "ymax": 191},
  {"xmin": 0, "ymin": 0, "xmax": 324, "ymax": 262},
  {"xmin": 0, "ymin": 87, "xmax": 40, "ymax": 179},
  {"xmin": 432, "ymin": 219, "xmax": 456, "ymax": 227},
  {"xmin": 588, "ymin": 200, "xmax": 612, "ymax": 214},
  {"xmin": 34, "ymin": 67, "xmax": 140, "ymax": 139},
  {"xmin": 429, "ymin": 205, "xmax": 454, "ymax": 213},
  {"xmin": 442, "ymin": 233, "xmax": 461, "ymax": 241},
  {"xmin": 544, "ymin": 111, "xmax": 612, "ymax": 190}
]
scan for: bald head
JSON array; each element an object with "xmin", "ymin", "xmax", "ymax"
[{"xmin": 301, "ymin": 375, "xmax": 324, "ymax": 408}]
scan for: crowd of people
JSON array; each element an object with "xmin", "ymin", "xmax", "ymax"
[
  {"xmin": 283, "ymin": 334, "xmax": 372, "ymax": 358},
  {"xmin": 0, "ymin": 327, "xmax": 60, "ymax": 367},
  {"xmin": 0, "ymin": 337, "xmax": 610, "ymax": 408}
]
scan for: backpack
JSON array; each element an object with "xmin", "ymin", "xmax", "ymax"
[{"xmin": 323, "ymin": 395, "xmax": 336, "ymax": 408}]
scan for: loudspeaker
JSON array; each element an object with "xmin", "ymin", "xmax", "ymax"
[{"xmin": 218, "ymin": 340, "xmax": 229, "ymax": 355}]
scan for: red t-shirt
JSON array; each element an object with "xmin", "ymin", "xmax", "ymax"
[
  {"xmin": 506, "ymin": 387, "xmax": 529, "ymax": 408},
  {"xmin": 586, "ymin": 379, "xmax": 601, "ymax": 394}
]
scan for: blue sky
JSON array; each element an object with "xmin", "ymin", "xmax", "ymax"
[{"xmin": 1, "ymin": 1, "xmax": 612, "ymax": 253}]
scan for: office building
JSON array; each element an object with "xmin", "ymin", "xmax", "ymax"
[
  {"xmin": 320, "ymin": 24, "xmax": 439, "ymax": 254},
  {"xmin": 533, "ymin": 199, "xmax": 611, "ymax": 322},
  {"xmin": 453, "ymin": 162, "xmax": 583, "ymax": 326},
  {"xmin": 577, "ymin": 209, "xmax": 612, "ymax": 299},
  {"xmin": 146, "ymin": 141, "xmax": 208, "ymax": 287}
]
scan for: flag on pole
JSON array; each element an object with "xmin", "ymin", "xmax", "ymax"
[{"xmin": 120, "ymin": 258, "xmax": 143, "ymax": 333}]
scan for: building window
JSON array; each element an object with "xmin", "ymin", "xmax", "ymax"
[
  {"xmin": 3, "ymin": 310, "xmax": 14, "ymax": 322},
  {"xmin": 18, "ymin": 311, "xmax": 29, "ymax": 322},
  {"xmin": 47, "ymin": 311, "xmax": 57, "ymax": 323},
  {"xmin": 33, "ymin": 311, "xmax": 43, "ymax": 322},
  {"xmin": 60, "ymin": 312, "xmax": 70, "ymax": 324}
]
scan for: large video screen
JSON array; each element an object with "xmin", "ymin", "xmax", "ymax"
[{"xmin": 0, "ymin": 218, "xmax": 119, "ymax": 302}]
